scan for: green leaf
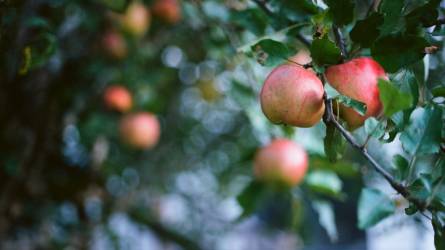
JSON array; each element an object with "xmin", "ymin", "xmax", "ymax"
[
  {"xmin": 392, "ymin": 154, "xmax": 409, "ymax": 182},
  {"xmin": 378, "ymin": 0, "xmax": 405, "ymax": 36},
  {"xmin": 306, "ymin": 170, "xmax": 343, "ymax": 197},
  {"xmin": 432, "ymin": 86, "xmax": 445, "ymax": 97},
  {"xmin": 310, "ymin": 156, "xmax": 359, "ymax": 178},
  {"xmin": 325, "ymin": 0, "xmax": 355, "ymax": 26},
  {"xmin": 231, "ymin": 9, "xmax": 269, "ymax": 36},
  {"xmin": 310, "ymin": 36, "xmax": 342, "ymax": 65},
  {"xmin": 236, "ymin": 180, "xmax": 266, "ymax": 218},
  {"xmin": 98, "ymin": 0, "xmax": 129, "ymax": 12},
  {"xmin": 251, "ymin": 39, "xmax": 294, "ymax": 67},
  {"xmin": 357, "ymin": 188, "xmax": 396, "ymax": 229},
  {"xmin": 312, "ymin": 200, "xmax": 338, "ymax": 242},
  {"xmin": 400, "ymin": 106, "xmax": 443, "ymax": 155},
  {"xmin": 407, "ymin": 174, "xmax": 433, "ymax": 201},
  {"xmin": 269, "ymin": 0, "xmax": 319, "ymax": 23},
  {"xmin": 350, "ymin": 13, "xmax": 384, "ymax": 48},
  {"xmin": 378, "ymin": 79, "xmax": 413, "ymax": 117},
  {"xmin": 364, "ymin": 117, "xmax": 385, "ymax": 139},
  {"xmin": 433, "ymin": 215, "xmax": 445, "ymax": 250},
  {"xmin": 324, "ymin": 123, "xmax": 346, "ymax": 163},
  {"xmin": 371, "ymin": 35, "xmax": 428, "ymax": 73},
  {"xmin": 405, "ymin": 0, "xmax": 441, "ymax": 30},
  {"xmin": 335, "ymin": 95, "xmax": 367, "ymax": 116}
]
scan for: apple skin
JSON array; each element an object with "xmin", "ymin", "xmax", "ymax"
[
  {"xmin": 152, "ymin": 0, "xmax": 181, "ymax": 24},
  {"xmin": 254, "ymin": 139, "xmax": 308, "ymax": 187},
  {"xmin": 102, "ymin": 30, "xmax": 127, "ymax": 59},
  {"xmin": 122, "ymin": 2, "xmax": 151, "ymax": 37},
  {"xmin": 288, "ymin": 49, "xmax": 312, "ymax": 66},
  {"xmin": 104, "ymin": 85, "xmax": 132, "ymax": 112},
  {"xmin": 325, "ymin": 57, "xmax": 388, "ymax": 130},
  {"xmin": 260, "ymin": 64, "xmax": 325, "ymax": 127},
  {"xmin": 119, "ymin": 112, "xmax": 161, "ymax": 149}
]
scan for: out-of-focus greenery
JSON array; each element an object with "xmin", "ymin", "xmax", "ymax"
[{"xmin": 0, "ymin": 0, "xmax": 444, "ymax": 249}]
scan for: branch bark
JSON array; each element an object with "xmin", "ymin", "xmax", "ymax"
[{"xmin": 322, "ymin": 95, "xmax": 427, "ymax": 211}]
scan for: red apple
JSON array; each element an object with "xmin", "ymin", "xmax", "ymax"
[
  {"xmin": 102, "ymin": 30, "xmax": 127, "ymax": 59},
  {"xmin": 104, "ymin": 85, "xmax": 132, "ymax": 112},
  {"xmin": 152, "ymin": 0, "xmax": 181, "ymax": 24},
  {"xmin": 325, "ymin": 57, "xmax": 388, "ymax": 129},
  {"xmin": 254, "ymin": 139, "xmax": 308, "ymax": 186},
  {"xmin": 260, "ymin": 64, "xmax": 325, "ymax": 127},
  {"xmin": 288, "ymin": 49, "xmax": 312, "ymax": 66},
  {"xmin": 120, "ymin": 112, "xmax": 160, "ymax": 149},
  {"xmin": 121, "ymin": 2, "xmax": 151, "ymax": 37}
]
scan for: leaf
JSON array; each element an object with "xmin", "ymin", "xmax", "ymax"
[
  {"xmin": 407, "ymin": 174, "xmax": 433, "ymax": 201},
  {"xmin": 433, "ymin": 215, "xmax": 445, "ymax": 250},
  {"xmin": 231, "ymin": 8, "xmax": 269, "ymax": 36},
  {"xmin": 305, "ymin": 170, "xmax": 343, "ymax": 197},
  {"xmin": 364, "ymin": 117, "xmax": 385, "ymax": 139},
  {"xmin": 98, "ymin": 0, "xmax": 129, "ymax": 12},
  {"xmin": 325, "ymin": 0, "xmax": 355, "ymax": 26},
  {"xmin": 405, "ymin": 0, "xmax": 441, "ymax": 30},
  {"xmin": 357, "ymin": 188, "xmax": 396, "ymax": 229},
  {"xmin": 250, "ymin": 39, "xmax": 294, "ymax": 67},
  {"xmin": 312, "ymin": 200, "xmax": 338, "ymax": 242},
  {"xmin": 432, "ymin": 86, "xmax": 445, "ymax": 97},
  {"xmin": 335, "ymin": 95, "xmax": 367, "ymax": 116},
  {"xmin": 350, "ymin": 12, "xmax": 384, "ymax": 48},
  {"xmin": 236, "ymin": 180, "xmax": 266, "ymax": 218},
  {"xmin": 378, "ymin": 79, "xmax": 413, "ymax": 117},
  {"xmin": 392, "ymin": 154, "xmax": 409, "ymax": 182},
  {"xmin": 378, "ymin": 0, "xmax": 405, "ymax": 36},
  {"xmin": 310, "ymin": 35, "xmax": 342, "ymax": 65},
  {"xmin": 400, "ymin": 106, "xmax": 443, "ymax": 155},
  {"xmin": 310, "ymin": 156, "xmax": 359, "ymax": 178},
  {"xmin": 324, "ymin": 123, "xmax": 346, "ymax": 163},
  {"xmin": 269, "ymin": 0, "xmax": 319, "ymax": 23},
  {"xmin": 371, "ymin": 35, "xmax": 428, "ymax": 73}
]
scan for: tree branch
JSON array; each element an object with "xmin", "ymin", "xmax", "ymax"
[{"xmin": 322, "ymin": 95, "xmax": 427, "ymax": 210}]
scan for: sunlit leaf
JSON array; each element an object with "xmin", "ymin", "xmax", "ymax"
[{"xmin": 358, "ymin": 188, "xmax": 395, "ymax": 229}]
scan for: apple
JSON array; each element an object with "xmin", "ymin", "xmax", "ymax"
[
  {"xmin": 104, "ymin": 85, "xmax": 132, "ymax": 112},
  {"xmin": 119, "ymin": 112, "xmax": 160, "ymax": 149},
  {"xmin": 121, "ymin": 2, "xmax": 151, "ymax": 37},
  {"xmin": 260, "ymin": 64, "xmax": 325, "ymax": 127},
  {"xmin": 102, "ymin": 30, "xmax": 127, "ymax": 59},
  {"xmin": 254, "ymin": 139, "xmax": 308, "ymax": 187},
  {"xmin": 152, "ymin": 0, "xmax": 181, "ymax": 24},
  {"xmin": 287, "ymin": 49, "xmax": 312, "ymax": 66},
  {"xmin": 325, "ymin": 57, "xmax": 388, "ymax": 129}
]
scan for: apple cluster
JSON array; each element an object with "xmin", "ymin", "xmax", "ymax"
[
  {"xmin": 255, "ymin": 54, "xmax": 387, "ymax": 187},
  {"xmin": 103, "ymin": 85, "xmax": 160, "ymax": 149},
  {"xmin": 102, "ymin": 0, "xmax": 182, "ymax": 59}
]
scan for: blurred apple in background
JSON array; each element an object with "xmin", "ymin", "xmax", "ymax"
[
  {"xmin": 152, "ymin": 0, "xmax": 182, "ymax": 24},
  {"xmin": 119, "ymin": 112, "xmax": 161, "ymax": 149},
  {"xmin": 102, "ymin": 30, "xmax": 127, "ymax": 59},
  {"xmin": 104, "ymin": 85, "xmax": 133, "ymax": 113},
  {"xmin": 254, "ymin": 139, "xmax": 308, "ymax": 187},
  {"xmin": 121, "ymin": 1, "xmax": 151, "ymax": 37}
]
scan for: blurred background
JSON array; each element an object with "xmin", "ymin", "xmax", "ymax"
[{"xmin": 0, "ymin": 0, "xmax": 439, "ymax": 249}]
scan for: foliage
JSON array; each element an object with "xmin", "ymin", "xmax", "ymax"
[{"xmin": 0, "ymin": 0, "xmax": 444, "ymax": 249}]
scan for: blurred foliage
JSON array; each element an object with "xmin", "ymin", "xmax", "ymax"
[{"xmin": 0, "ymin": 0, "xmax": 444, "ymax": 249}]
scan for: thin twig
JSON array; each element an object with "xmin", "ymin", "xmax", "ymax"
[{"xmin": 322, "ymin": 96, "xmax": 426, "ymax": 210}]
